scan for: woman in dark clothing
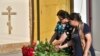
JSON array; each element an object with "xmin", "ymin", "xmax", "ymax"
[
  {"xmin": 50, "ymin": 10, "xmax": 73, "ymax": 55},
  {"xmin": 69, "ymin": 13, "xmax": 95, "ymax": 56}
]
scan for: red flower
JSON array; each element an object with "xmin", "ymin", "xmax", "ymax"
[
  {"xmin": 22, "ymin": 45, "xmax": 34, "ymax": 56},
  {"xmin": 22, "ymin": 41, "xmax": 37, "ymax": 56}
]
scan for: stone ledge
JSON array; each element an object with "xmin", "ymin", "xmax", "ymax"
[{"xmin": 0, "ymin": 42, "xmax": 30, "ymax": 54}]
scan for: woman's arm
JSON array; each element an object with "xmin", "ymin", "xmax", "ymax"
[
  {"xmin": 50, "ymin": 32, "xmax": 58, "ymax": 44},
  {"xmin": 59, "ymin": 32, "xmax": 67, "ymax": 43},
  {"xmin": 84, "ymin": 33, "xmax": 92, "ymax": 56},
  {"xmin": 58, "ymin": 40, "xmax": 72, "ymax": 49},
  {"xmin": 52, "ymin": 32, "xmax": 67, "ymax": 45}
]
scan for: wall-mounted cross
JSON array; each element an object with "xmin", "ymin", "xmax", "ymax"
[{"xmin": 2, "ymin": 6, "xmax": 16, "ymax": 34}]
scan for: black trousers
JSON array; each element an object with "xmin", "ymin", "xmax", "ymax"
[{"xmin": 90, "ymin": 45, "xmax": 96, "ymax": 56}]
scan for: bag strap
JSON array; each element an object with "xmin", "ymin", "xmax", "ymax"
[
  {"xmin": 79, "ymin": 23, "xmax": 85, "ymax": 39},
  {"xmin": 79, "ymin": 23, "xmax": 86, "ymax": 53}
]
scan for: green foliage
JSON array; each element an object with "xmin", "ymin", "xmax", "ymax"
[{"xmin": 35, "ymin": 40, "xmax": 69, "ymax": 56}]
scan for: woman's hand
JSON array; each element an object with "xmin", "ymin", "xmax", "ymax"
[
  {"xmin": 52, "ymin": 40, "xmax": 61, "ymax": 45},
  {"xmin": 58, "ymin": 45, "xmax": 63, "ymax": 49},
  {"xmin": 55, "ymin": 45, "xmax": 61, "ymax": 51}
]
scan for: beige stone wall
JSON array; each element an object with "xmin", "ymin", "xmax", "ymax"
[
  {"xmin": 0, "ymin": 42, "xmax": 29, "ymax": 54},
  {"xmin": 0, "ymin": 0, "xmax": 31, "ymax": 53},
  {"xmin": 0, "ymin": 0, "xmax": 30, "ymax": 44}
]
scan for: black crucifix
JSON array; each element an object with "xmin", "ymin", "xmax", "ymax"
[{"xmin": 2, "ymin": 6, "xmax": 16, "ymax": 34}]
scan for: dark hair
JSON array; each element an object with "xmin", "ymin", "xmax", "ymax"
[
  {"xmin": 70, "ymin": 13, "xmax": 82, "ymax": 22},
  {"xmin": 57, "ymin": 10, "xmax": 70, "ymax": 19}
]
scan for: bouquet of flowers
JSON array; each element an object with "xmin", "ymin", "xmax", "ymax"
[
  {"xmin": 35, "ymin": 40, "xmax": 67, "ymax": 56},
  {"xmin": 21, "ymin": 40, "xmax": 68, "ymax": 56}
]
